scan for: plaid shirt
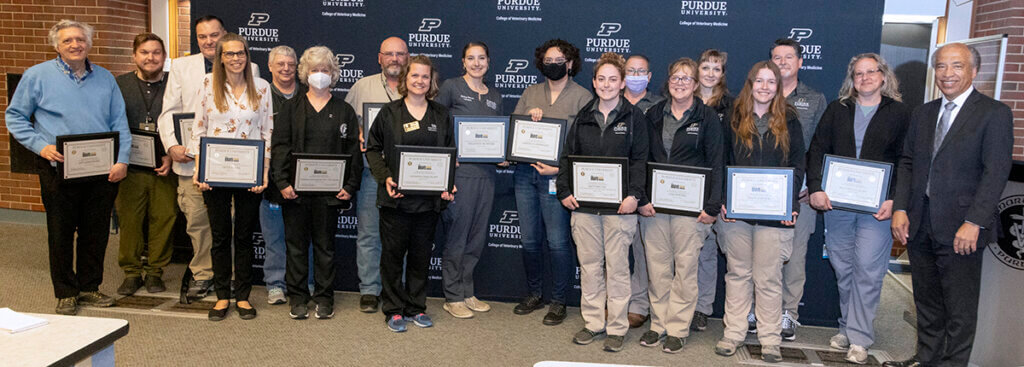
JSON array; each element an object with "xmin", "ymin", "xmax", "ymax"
[{"xmin": 55, "ymin": 56, "xmax": 93, "ymax": 84}]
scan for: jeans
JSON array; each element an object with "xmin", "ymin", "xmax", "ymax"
[
  {"xmin": 513, "ymin": 164, "xmax": 573, "ymax": 304},
  {"xmin": 355, "ymin": 161, "xmax": 382, "ymax": 296},
  {"xmin": 259, "ymin": 200, "xmax": 287, "ymax": 291}
]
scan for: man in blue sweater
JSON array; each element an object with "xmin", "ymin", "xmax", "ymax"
[{"xmin": 5, "ymin": 19, "xmax": 132, "ymax": 315}]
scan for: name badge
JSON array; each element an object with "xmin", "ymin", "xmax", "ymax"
[
  {"xmin": 140, "ymin": 122, "xmax": 156, "ymax": 131},
  {"xmin": 403, "ymin": 121, "xmax": 420, "ymax": 133}
]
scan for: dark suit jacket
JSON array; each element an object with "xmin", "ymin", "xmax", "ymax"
[
  {"xmin": 270, "ymin": 94, "xmax": 363, "ymax": 206},
  {"xmin": 893, "ymin": 89, "xmax": 1013, "ymax": 246},
  {"xmin": 806, "ymin": 96, "xmax": 911, "ymax": 198}
]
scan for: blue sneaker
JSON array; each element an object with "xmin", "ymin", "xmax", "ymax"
[
  {"xmin": 386, "ymin": 315, "xmax": 407, "ymax": 332},
  {"xmin": 411, "ymin": 313, "xmax": 433, "ymax": 328}
]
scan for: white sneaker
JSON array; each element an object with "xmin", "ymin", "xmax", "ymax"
[
  {"xmin": 267, "ymin": 288, "xmax": 287, "ymax": 305},
  {"xmin": 846, "ymin": 344, "xmax": 868, "ymax": 364},
  {"xmin": 443, "ymin": 301, "xmax": 474, "ymax": 319},
  {"xmin": 830, "ymin": 333, "xmax": 850, "ymax": 350},
  {"xmin": 464, "ymin": 296, "xmax": 491, "ymax": 312}
]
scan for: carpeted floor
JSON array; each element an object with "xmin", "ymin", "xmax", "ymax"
[{"xmin": 0, "ymin": 221, "xmax": 919, "ymax": 366}]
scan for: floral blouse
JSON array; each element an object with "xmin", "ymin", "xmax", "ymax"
[{"xmin": 188, "ymin": 74, "xmax": 274, "ymax": 156}]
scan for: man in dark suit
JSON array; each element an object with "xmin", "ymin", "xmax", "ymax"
[{"xmin": 886, "ymin": 43, "xmax": 1013, "ymax": 367}]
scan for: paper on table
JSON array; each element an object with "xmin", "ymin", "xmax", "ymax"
[{"xmin": 0, "ymin": 308, "xmax": 48, "ymax": 334}]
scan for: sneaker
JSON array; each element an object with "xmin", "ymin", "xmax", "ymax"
[
  {"xmin": 267, "ymin": 288, "xmax": 287, "ymax": 305},
  {"xmin": 761, "ymin": 344, "xmax": 782, "ymax": 363},
  {"xmin": 410, "ymin": 313, "xmax": 433, "ymax": 328},
  {"xmin": 289, "ymin": 303, "xmax": 309, "ymax": 319},
  {"xmin": 315, "ymin": 303, "xmax": 334, "ymax": 319},
  {"xmin": 573, "ymin": 328, "xmax": 604, "ymax": 345},
  {"xmin": 662, "ymin": 336, "xmax": 685, "ymax": 354},
  {"xmin": 443, "ymin": 301, "xmax": 474, "ymax": 319},
  {"xmin": 781, "ymin": 311, "xmax": 799, "ymax": 341},
  {"xmin": 691, "ymin": 311, "xmax": 709, "ymax": 331},
  {"xmin": 386, "ymin": 314, "xmax": 407, "ymax": 332},
  {"xmin": 117, "ymin": 277, "xmax": 143, "ymax": 296},
  {"xmin": 603, "ymin": 335, "xmax": 625, "ymax": 352},
  {"xmin": 464, "ymin": 296, "xmax": 490, "ymax": 312},
  {"xmin": 187, "ymin": 279, "xmax": 212, "ymax": 299},
  {"xmin": 359, "ymin": 294, "xmax": 379, "ymax": 313},
  {"xmin": 55, "ymin": 297, "xmax": 78, "ymax": 315},
  {"xmin": 77, "ymin": 291, "xmax": 115, "ymax": 307},
  {"xmin": 846, "ymin": 345, "xmax": 868, "ymax": 364},
  {"xmin": 638, "ymin": 330, "xmax": 662, "ymax": 347},
  {"xmin": 747, "ymin": 312, "xmax": 758, "ymax": 333},
  {"xmin": 830, "ymin": 333, "xmax": 851, "ymax": 350},
  {"xmin": 513, "ymin": 295, "xmax": 544, "ymax": 315},
  {"xmin": 144, "ymin": 275, "xmax": 166, "ymax": 293},
  {"xmin": 542, "ymin": 302, "xmax": 566, "ymax": 325},
  {"xmin": 714, "ymin": 337, "xmax": 744, "ymax": 356}
]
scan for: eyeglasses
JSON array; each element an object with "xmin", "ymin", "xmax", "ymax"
[
  {"xmin": 669, "ymin": 75, "xmax": 696, "ymax": 85},
  {"xmin": 626, "ymin": 68, "xmax": 648, "ymax": 76},
  {"xmin": 380, "ymin": 51, "xmax": 409, "ymax": 58},
  {"xmin": 543, "ymin": 58, "xmax": 567, "ymax": 65},
  {"xmin": 854, "ymin": 68, "xmax": 881, "ymax": 79},
  {"xmin": 221, "ymin": 51, "xmax": 246, "ymax": 59}
]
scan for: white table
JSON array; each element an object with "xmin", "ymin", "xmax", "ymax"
[{"xmin": 0, "ymin": 313, "xmax": 128, "ymax": 367}]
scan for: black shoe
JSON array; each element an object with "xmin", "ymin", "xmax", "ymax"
[
  {"xmin": 315, "ymin": 303, "xmax": 334, "ymax": 319},
  {"xmin": 691, "ymin": 311, "xmax": 709, "ymax": 331},
  {"xmin": 359, "ymin": 294, "xmax": 379, "ymax": 313},
  {"xmin": 290, "ymin": 303, "xmax": 309, "ymax": 319},
  {"xmin": 542, "ymin": 302, "xmax": 566, "ymax": 325},
  {"xmin": 638, "ymin": 330, "xmax": 662, "ymax": 347},
  {"xmin": 208, "ymin": 305, "xmax": 229, "ymax": 321},
  {"xmin": 187, "ymin": 279, "xmax": 212, "ymax": 299},
  {"xmin": 881, "ymin": 358, "xmax": 921, "ymax": 367},
  {"xmin": 662, "ymin": 336, "xmax": 685, "ymax": 354},
  {"xmin": 56, "ymin": 297, "xmax": 78, "ymax": 315},
  {"xmin": 117, "ymin": 277, "xmax": 143, "ymax": 296},
  {"xmin": 77, "ymin": 291, "xmax": 115, "ymax": 307},
  {"xmin": 513, "ymin": 295, "xmax": 544, "ymax": 315},
  {"xmin": 144, "ymin": 275, "xmax": 166, "ymax": 293},
  {"xmin": 237, "ymin": 304, "xmax": 257, "ymax": 320}
]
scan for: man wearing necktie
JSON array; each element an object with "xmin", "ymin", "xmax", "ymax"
[{"xmin": 886, "ymin": 43, "xmax": 1013, "ymax": 367}]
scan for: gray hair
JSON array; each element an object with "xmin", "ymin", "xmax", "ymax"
[
  {"xmin": 49, "ymin": 19, "xmax": 94, "ymax": 49},
  {"xmin": 838, "ymin": 53, "xmax": 902, "ymax": 103},
  {"xmin": 268, "ymin": 45, "xmax": 296, "ymax": 66},
  {"xmin": 297, "ymin": 46, "xmax": 341, "ymax": 87},
  {"xmin": 931, "ymin": 43, "xmax": 982, "ymax": 72}
]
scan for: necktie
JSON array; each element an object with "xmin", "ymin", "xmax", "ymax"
[{"xmin": 928, "ymin": 101, "xmax": 956, "ymax": 196}]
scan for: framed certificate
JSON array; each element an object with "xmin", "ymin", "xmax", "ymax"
[
  {"xmin": 454, "ymin": 115, "xmax": 508, "ymax": 163},
  {"xmin": 506, "ymin": 115, "xmax": 566, "ymax": 167},
  {"xmin": 128, "ymin": 129, "xmax": 164, "ymax": 169},
  {"xmin": 569, "ymin": 155, "xmax": 627, "ymax": 209},
  {"xmin": 395, "ymin": 145, "xmax": 456, "ymax": 195},
  {"xmin": 172, "ymin": 113, "xmax": 194, "ymax": 148},
  {"xmin": 56, "ymin": 132, "xmax": 119, "ymax": 182},
  {"xmin": 646, "ymin": 162, "xmax": 712, "ymax": 217},
  {"xmin": 291, "ymin": 153, "xmax": 351, "ymax": 194},
  {"xmin": 821, "ymin": 154, "xmax": 893, "ymax": 214},
  {"xmin": 726, "ymin": 166, "xmax": 794, "ymax": 222},
  {"xmin": 362, "ymin": 102, "xmax": 385, "ymax": 136},
  {"xmin": 196, "ymin": 137, "xmax": 264, "ymax": 188}
]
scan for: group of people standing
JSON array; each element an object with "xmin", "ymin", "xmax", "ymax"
[{"xmin": 6, "ymin": 15, "xmax": 1010, "ymax": 367}]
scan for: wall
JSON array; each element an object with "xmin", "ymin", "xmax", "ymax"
[
  {"xmin": 972, "ymin": 0, "xmax": 1024, "ymax": 159},
  {"xmin": 0, "ymin": 0, "xmax": 149, "ymax": 211}
]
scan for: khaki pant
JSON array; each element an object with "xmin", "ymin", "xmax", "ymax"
[
  {"xmin": 177, "ymin": 175, "xmax": 213, "ymax": 280},
  {"xmin": 571, "ymin": 212, "xmax": 636, "ymax": 336},
  {"xmin": 782, "ymin": 201, "xmax": 817, "ymax": 320},
  {"xmin": 718, "ymin": 220, "xmax": 792, "ymax": 345},
  {"xmin": 640, "ymin": 213, "xmax": 711, "ymax": 338},
  {"xmin": 116, "ymin": 170, "xmax": 178, "ymax": 277}
]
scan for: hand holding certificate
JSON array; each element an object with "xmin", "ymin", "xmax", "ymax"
[
  {"xmin": 195, "ymin": 137, "xmax": 265, "ymax": 190},
  {"xmin": 454, "ymin": 116, "xmax": 508, "ymax": 163},
  {"xmin": 506, "ymin": 115, "xmax": 566, "ymax": 167},
  {"xmin": 646, "ymin": 162, "xmax": 712, "ymax": 217},
  {"xmin": 128, "ymin": 129, "xmax": 164, "ymax": 170},
  {"xmin": 819, "ymin": 155, "xmax": 893, "ymax": 214},
  {"xmin": 565, "ymin": 156, "xmax": 628, "ymax": 210},
  {"xmin": 394, "ymin": 145, "xmax": 456, "ymax": 195},
  {"xmin": 55, "ymin": 132, "xmax": 119, "ymax": 182},
  {"xmin": 291, "ymin": 153, "xmax": 351, "ymax": 195},
  {"xmin": 725, "ymin": 166, "xmax": 795, "ymax": 222}
]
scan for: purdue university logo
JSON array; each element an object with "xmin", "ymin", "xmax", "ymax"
[{"xmin": 994, "ymin": 195, "xmax": 1024, "ymax": 270}]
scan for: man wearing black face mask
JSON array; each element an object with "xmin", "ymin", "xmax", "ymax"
[{"xmin": 509, "ymin": 39, "xmax": 592, "ymax": 326}]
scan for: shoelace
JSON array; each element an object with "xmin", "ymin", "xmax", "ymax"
[{"xmin": 781, "ymin": 312, "xmax": 801, "ymax": 328}]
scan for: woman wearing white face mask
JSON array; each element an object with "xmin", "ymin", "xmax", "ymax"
[{"xmin": 270, "ymin": 46, "xmax": 363, "ymax": 320}]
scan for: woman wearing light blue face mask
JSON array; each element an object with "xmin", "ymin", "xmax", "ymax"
[
  {"xmin": 270, "ymin": 45, "xmax": 363, "ymax": 320},
  {"xmin": 623, "ymin": 54, "xmax": 664, "ymax": 113}
]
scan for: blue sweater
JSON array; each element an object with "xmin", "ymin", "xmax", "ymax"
[{"xmin": 6, "ymin": 58, "xmax": 131, "ymax": 163}]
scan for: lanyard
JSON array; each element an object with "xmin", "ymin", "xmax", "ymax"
[
  {"xmin": 380, "ymin": 73, "xmax": 395, "ymax": 102},
  {"xmin": 135, "ymin": 74, "xmax": 160, "ymax": 128}
]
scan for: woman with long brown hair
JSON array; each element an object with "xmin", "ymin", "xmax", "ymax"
[{"xmin": 714, "ymin": 61, "xmax": 804, "ymax": 363}]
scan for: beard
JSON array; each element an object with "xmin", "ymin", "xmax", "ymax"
[
  {"xmin": 384, "ymin": 64, "xmax": 402, "ymax": 77},
  {"xmin": 138, "ymin": 67, "xmax": 164, "ymax": 81}
]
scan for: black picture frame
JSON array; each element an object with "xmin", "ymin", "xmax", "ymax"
[
  {"xmin": 394, "ymin": 145, "xmax": 456, "ymax": 195},
  {"xmin": 128, "ymin": 128, "xmax": 164, "ymax": 170},
  {"xmin": 362, "ymin": 102, "xmax": 386, "ymax": 138},
  {"xmin": 821, "ymin": 154, "xmax": 894, "ymax": 214},
  {"xmin": 290, "ymin": 153, "xmax": 352, "ymax": 194},
  {"xmin": 506, "ymin": 114, "xmax": 567, "ymax": 167},
  {"xmin": 196, "ymin": 137, "xmax": 265, "ymax": 188},
  {"xmin": 725, "ymin": 166, "xmax": 795, "ymax": 222},
  {"xmin": 172, "ymin": 113, "xmax": 194, "ymax": 147},
  {"xmin": 568, "ymin": 155, "xmax": 628, "ymax": 209},
  {"xmin": 453, "ymin": 115, "xmax": 509, "ymax": 163},
  {"xmin": 645, "ymin": 162, "xmax": 712, "ymax": 217},
  {"xmin": 55, "ymin": 132, "xmax": 119, "ymax": 183}
]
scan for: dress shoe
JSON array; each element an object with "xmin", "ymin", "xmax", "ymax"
[
  {"xmin": 542, "ymin": 302, "xmax": 566, "ymax": 325},
  {"xmin": 881, "ymin": 358, "xmax": 920, "ymax": 367},
  {"xmin": 144, "ymin": 275, "xmax": 166, "ymax": 293},
  {"xmin": 513, "ymin": 295, "xmax": 544, "ymax": 315},
  {"xmin": 237, "ymin": 304, "xmax": 257, "ymax": 320},
  {"xmin": 208, "ymin": 305, "xmax": 229, "ymax": 321},
  {"xmin": 628, "ymin": 312, "xmax": 649, "ymax": 328},
  {"xmin": 117, "ymin": 277, "xmax": 143, "ymax": 296}
]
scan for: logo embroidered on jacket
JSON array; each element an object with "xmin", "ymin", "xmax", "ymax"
[{"xmin": 613, "ymin": 122, "xmax": 628, "ymax": 134}]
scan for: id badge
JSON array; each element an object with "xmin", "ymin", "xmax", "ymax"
[{"xmin": 548, "ymin": 178, "xmax": 556, "ymax": 195}]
